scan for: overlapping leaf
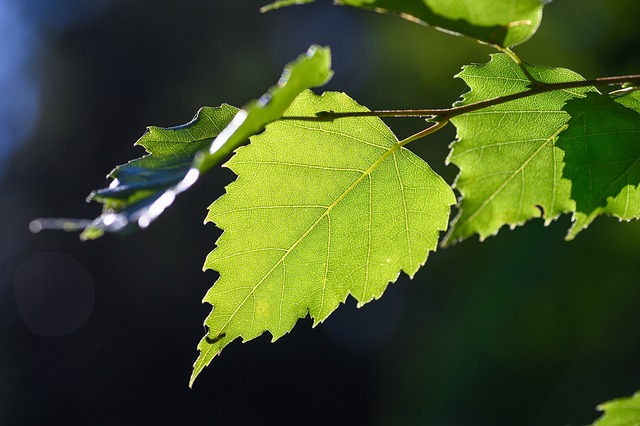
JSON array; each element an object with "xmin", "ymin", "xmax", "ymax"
[
  {"xmin": 191, "ymin": 90, "xmax": 455, "ymax": 385},
  {"xmin": 32, "ymin": 46, "xmax": 333, "ymax": 239},
  {"xmin": 262, "ymin": 0, "xmax": 544, "ymax": 47},
  {"xmin": 590, "ymin": 390, "xmax": 640, "ymax": 426},
  {"xmin": 444, "ymin": 54, "xmax": 596, "ymax": 244},
  {"xmin": 558, "ymin": 91, "xmax": 640, "ymax": 239}
]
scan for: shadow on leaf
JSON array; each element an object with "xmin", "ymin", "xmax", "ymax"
[{"xmin": 557, "ymin": 91, "xmax": 640, "ymax": 238}]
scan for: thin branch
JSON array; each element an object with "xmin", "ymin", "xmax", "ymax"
[
  {"xmin": 439, "ymin": 74, "xmax": 640, "ymax": 120},
  {"xmin": 285, "ymin": 74, "xmax": 640, "ymax": 122}
]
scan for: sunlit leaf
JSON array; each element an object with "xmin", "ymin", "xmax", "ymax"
[
  {"xmin": 444, "ymin": 54, "xmax": 595, "ymax": 244},
  {"xmin": 191, "ymin": 90, "xmax": 455, "ymax": 385}
]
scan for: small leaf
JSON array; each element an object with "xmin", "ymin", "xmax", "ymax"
[
  {"xmin": 444, "ymin": 54, "xmax": 596, "ymax": 244},
  {"xmin": 90, "ymin": 106, "xmax": 238, "ymax": 211},
  {"xmin": 262, "ymin": 0, "xmax": 545, "ymax": 47},
  {"xmin": 557, "ymin": 91, "xmax": 640, "ymax": 239},
  {"xmin": 191, "ymin": 90, "xmax": 455, "ymax": 386},
  {"xmin": 84, "ymin": 105, "xmax": 238, "ymax": 238},
  {"xmin": 31, "ymin": 45, "xmax": 333, "ymax": 239},
  {"xmin": 590, "ymin": 390, "xmax": 640, "ymax": 426}
]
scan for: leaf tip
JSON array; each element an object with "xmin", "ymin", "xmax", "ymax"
[
  {"xmin": 188, "ymin": 366, "xmax": 201, "ymax": 389},
  {"xmin": 190, "ymin": 338, "xmax": 219, "ymax": 388}
]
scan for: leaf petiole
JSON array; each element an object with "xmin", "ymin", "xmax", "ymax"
[{"xmin": 398, "ymin": 120, "xmax": 450, "ymax": 146}]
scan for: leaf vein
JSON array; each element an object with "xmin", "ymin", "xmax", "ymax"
[{"xmin": 213, "ymin": 137, "xmax": 403, "ymax": 334}]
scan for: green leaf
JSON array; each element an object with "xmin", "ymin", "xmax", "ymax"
[
  {"xmin": 83, "ymin": 105, "xmax": 239, "ymax": 238},
  {"xmin": 444, "ymin": 54, "xmax": 596, "ymax": 244},
  {"xmin": 591, "ymin": 390, "xmax": 640, "ymax": 426},
  {"xmin": 557, "ymin": 91, "xmax": 640, "ymax": 239},
  {"xmin": 30, "ymin": 105, "xmax": 238, "ymax": 240},
  {"xmin": 31, "ymin": 45, "xmax": 333, "ymax": 239},
  {"xmin": 90, "ymin": 106, "xmax": 237, "ymax": 211},
  {"xmin": 262, "ymin": 0, "xmax": 545, "ymax": 47},
  {"xmin": 191, "ymin": 90, "xmax": 455, "ymax": 386}
]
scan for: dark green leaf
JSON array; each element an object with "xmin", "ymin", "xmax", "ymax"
[
  {"xmin": 558, "ymin": 91, "xmax": 640, "ymax": 239},
  {"xmin": 263, "ymin": 0, "xmax": 545, "ymax": 47}
]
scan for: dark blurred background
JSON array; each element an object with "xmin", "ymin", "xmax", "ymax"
[{"xmin": 1, "ymin": 1, "xmax": 639, "ymax": 425}]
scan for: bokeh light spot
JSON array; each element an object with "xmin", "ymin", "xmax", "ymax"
[{"xmin": 13, "ymin": 252, "xmax": 95, "ymax": 337}]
